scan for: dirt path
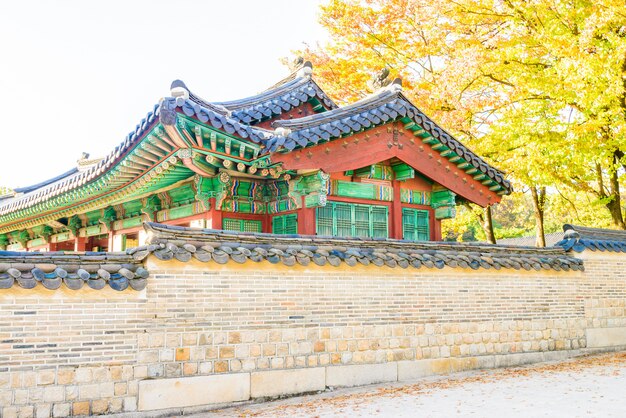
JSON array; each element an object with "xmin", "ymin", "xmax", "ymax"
[{"xmin": 196, "ymin": 352, "xmax": 626, "ymax": 417}]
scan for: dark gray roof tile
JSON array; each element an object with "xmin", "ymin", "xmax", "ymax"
[
  {"xmin": 143, "ymin": 222, "xmax": 583, "ymax": 272},
  {"xmin": 556, "ymin": 224, "xmax": 626, "ymax": 253},
  {"xmin": 0, "ymin": 251, "xmax": 148, "ymax": 291}
]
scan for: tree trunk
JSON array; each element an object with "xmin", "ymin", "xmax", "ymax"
[
  {"xmin": 530, "ymin": 186, "xmax": 546, "ymax": 247},
  {"xmin": 461, "ymin": 202, "xmax": 496, "ymax": 243},
  {"xmin": 607, "ymin": 152, "xmax": 626, "ymax": 229},
  {"xmin": 483, "ymin": 205, "xmax": 496, "ymax": 244}
]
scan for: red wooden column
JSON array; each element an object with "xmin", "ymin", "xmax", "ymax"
[
  {"xmin": 74, "ymin": 236, "xmax": 87, "ymax": 251},
  {"xmin": 207, "ymin": 199, "xmax": 222, "ymax": 230},
  {"xmin": 298, "ymin": 198, "xmax": 316, "ymax": 236},
  {"xmin": 391, "ymin": 180, "xmax": 403, "ymax": 239},
  {"xmin": 433, "ymin": 218, "xmax": 442, "ymax": 241},
  {"xmin": 262, "ymin": 214, "xmax": 271, "ymax": 234}
]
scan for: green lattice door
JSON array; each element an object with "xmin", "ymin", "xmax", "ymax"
[
  {"xmin": 402, "ymin": 208, "xmax": 430, "ymax": 241},
  {"xmin": 223, "ymin": 218, "xmax": 262, "ymax": 233},
  {"xmin": 272, "ymin": 214, "xmax": 298, "ymax": 235},
  {"xmin": 316, "ymin": 202, "xmax": 388, "ymax": 238}
]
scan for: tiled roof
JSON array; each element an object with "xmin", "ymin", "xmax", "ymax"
[
  {"xmin": 173, "ymin": 62, "xmax": 336, "ymax": 126},
  {"xmin": 0, "ymin": 65, "xmax": 511, "ymax": 228},
  {"xmin": 0, "ymin": 96, "xmax": 273, "ymax": 217},
  {"xmin": 13, "ymin": 168, "xmax": 79, "ymax": 194},
  {"xmin": 142, "ymin": 223, "xmax": 583, "ymax": 272},
  {"xmin": 159, "ymin": 97, "xmax": 273, "ymax": 144},
  {"xmin": 0, "ymin": 103, "xmax": 161, "ymax": 215},
  {"xmin": 556, "ymin": 224, "xmax": 626, "ymax": 253},
  {"xmin": 217, "ymin": 79, "xmax": 336, "ymax": 125},
  {"xmin": 266, "ymin": 82, "xmax": 512, "ymax": 194},
  {"xmin": 0, "ymin": 251, "xmax": 148, "ymax": 291}
]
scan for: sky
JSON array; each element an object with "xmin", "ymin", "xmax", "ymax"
[{"xmin": 0, "ymin": 0, "xmax": 328, "ymax": 187}]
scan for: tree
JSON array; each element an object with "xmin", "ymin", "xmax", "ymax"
[{"xmin": 298, "ymin": 0, "xmax": 626, "ymax": 241}]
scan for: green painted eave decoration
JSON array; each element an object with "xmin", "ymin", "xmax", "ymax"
[
  {"xmin": 309, "ymin": 97, "xmax": 327, "ymax": 113},
  {"xmin": 353, "ymin": 164, "xmax": 394, "ymax": 181},
  {"xmin": 123, "ymin": 200, "xmax": 144, "ymax": 218},
  {"xmin": 392, "ymin": 163, "xmax": 415, "ymax": 181},
  {"xmin": 291, "ymin": 171, "xmax": 330, "ymax": 209},
  {"xmin": 0, "ymin": 154, "xmax": 193, "ymax": 234},
  {"xmin": 400, "ymin": 189, "xmax": 431, "ymax": 205},
  {"xmin": 329, "ymin": 180, "xmax": 393, "ymax": 202},
  {"xmin": 0, "ymin": 120, "xmax": 185, "ymax": 231},
  {"xmin": 431, "ymin": 189, "xmax": 456, "ymax": 220},
  {"xmin": 400, "ymin": 116, "xmax": 501, "ymax": 191},
  {"xmin": 168, "ymin": 183, "xmax": 197, "ymax": 207},
  {"xmin": 177, "ymin": 115, "xmax": 261, "ymax": 160}
]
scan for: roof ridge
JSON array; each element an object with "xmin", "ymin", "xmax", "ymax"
[
  {"xmin": 272, "ymin": 87, "xmax": 401, "ymax": 130},
  {"xmin": 144, "ymin": 222, "xmax": 567, "ymax": 256},
  {"xmin": 141, "ymin": 222, "xmax": 583, "ymax": 272}
]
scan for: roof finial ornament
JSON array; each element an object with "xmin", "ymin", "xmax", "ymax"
[
  {"xmin": 367, "ymin": 67, "xmax": 394, "ymax": 91},
  {"xmin": 170, "ymin": 79, "xmax": 189, "ymax": 100},
  {"xmin": 387, "ymin": 77, "xmax": 403, "ymax": 92},
  {"xmin": 296, "ymin": 60, "xmax": 313, "ymax": 78}
]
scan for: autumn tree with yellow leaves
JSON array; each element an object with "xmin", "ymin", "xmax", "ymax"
[{"xmin": 298, "ymin": 0, "xmax": 626, "ymax": 245}]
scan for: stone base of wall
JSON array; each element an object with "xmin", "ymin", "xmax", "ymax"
[
  {"xmin": 586, "ymin": 327, "xmax": 626, "ymax": 348},
  {"xmin": 103, "ymin": 345, "xmax": 625, "ymax": 418}
]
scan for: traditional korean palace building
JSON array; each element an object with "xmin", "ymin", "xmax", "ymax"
[{"xmin": 0, "ymin": 62, "xmax": 511, "ymax": 252}]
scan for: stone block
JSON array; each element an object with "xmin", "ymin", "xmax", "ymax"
[
  {"xmin": 74, "ymin": 369, "xmax": 92, "ymax": 384},
  {"xmin": 586, "ymin": 327, "xmax": 626, "ymax": 348},
  {"xmin": 3, "ymin": 406, "xmax": 18, "ymax": 418},
  {"xmin": 78, "ymin": 384, "xmax": 100, "ymax": 400},
  {"xmin": 57, "ymin": 368, "xmax": 75, "ymax": 385},
  {"xmin": 251, "ymin": 368, "xmax": 325, "ymax": 398},
  {"xmin": 176, "ymin": 348, "xmax": 190, "ymax": 361},
  {"xmin": 494, "ymin": 352, "xmax": 543, "ymax": 368},
  {"xmin": 123, "ymin": 397, "xmax": 137, "ymax": 412},
  {"xmin": 91, "ymin": 399, "xmax": 108, "ymax": 415},
  {"xmin": 138, "ymin": 373, "xmax": 250, "ymax": 411},
  {"xmin": 0, "ymin": 389, "xmax": 11, "ymax": 406},
  {"xmin": 43, "ymin": 386, "xmax": 64, "ymax": 403},
  {"xmin": 72, "ymin": 401, "xmax": 89, "ymax": 416},
  {"xmin": 109, "ymin": 399, "xmax": 123, "ymax": 414},
  {"xmin": 326, "ymin": 363, "xmax": 397, "ymax": 388},
  {"xmin": 397, "ymin": 356, "xmax": 495, "ymax": 381},
  {"xmin": 29, "ymin": 389, "xmax": 44, "ymax": 405},
  {"xmin": 34, "ymin": 404, "xmax": 50, "ymax": 418},
  {"xmin": 36, "ymin": 370, "xmax": 55, "ymax": 386},
  {"xmin": 18, "ymin": 406, "xmax": 34, "ymax": 418},
  {"xmin": 52, "ymin": 404, "xmax": 70, "ymax": 418}
]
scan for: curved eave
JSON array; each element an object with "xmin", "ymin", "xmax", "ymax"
[
  {"xmin": 267, "ymin": 88, "xmax": 512, "ymax": 194},
  {"xmin": 0, "ymin": 96, "xmax": 279, "ymax": 233},
  {"xmin": 14, "ymin": 167, "xmax": 79, "ymax": 194},
  {"xmin": 0, "ymin": 103, "xmax": 162, "ymax": 219},
  {"xmin": 213, "ymin": 77, "xmax": 337, "ymax": 125},
  {"xmin": 163, "ymin": 97, "xmax": 273, "ymax": 146}
]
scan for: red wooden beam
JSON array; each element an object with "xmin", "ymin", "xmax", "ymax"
[{"xmin": 272, "ymin": 123, "xmax": 501, "ymax": 207}]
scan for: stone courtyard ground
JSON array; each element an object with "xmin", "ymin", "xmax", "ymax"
[{"xmin": 197, "ymin": 352, "xmax": 626, "ymax": 417}]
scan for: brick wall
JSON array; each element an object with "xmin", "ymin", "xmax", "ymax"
[{"xmin": 1, "ymin": 252, "xmax": 625, "ymax": 416}]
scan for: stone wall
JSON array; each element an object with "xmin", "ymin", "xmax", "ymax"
[{"xmin": 1, "ymin": 250, "xmax": 626, "ymax": 417}]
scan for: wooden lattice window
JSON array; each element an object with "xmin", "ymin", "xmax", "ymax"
[
  {"xmin": 402, "ymin": 208, "xmax": 430, "ymax": 241},
  {"xmin": 223, "ymin": 218, "xmax": 262, "ymax": 233},
  {"xmin": 272, "ymin": 214, "xmax": 298, "ymax": 235},
  {"xmin": 316, "ymin": 202, "xmax": 388, "ymax": 238}
]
